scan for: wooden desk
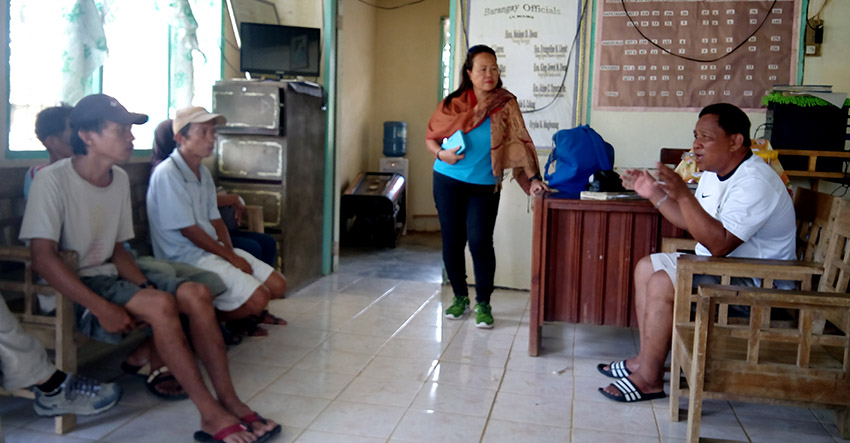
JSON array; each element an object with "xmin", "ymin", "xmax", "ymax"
[{"xmin": 529, "ymin": 194, "xmax": 683, "ymax": 356}]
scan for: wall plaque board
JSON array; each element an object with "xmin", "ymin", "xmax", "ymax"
[{"xmin": 593, "ymin": 0, "xmax": 801, "ymax": 110}]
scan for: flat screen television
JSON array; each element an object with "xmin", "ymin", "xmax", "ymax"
[{"xmin": 240, "ymin": 22, "xmax": 321, "ymax": 77}]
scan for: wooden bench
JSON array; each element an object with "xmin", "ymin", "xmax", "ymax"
[
  {"xmin": 0, "ymin": 162, "xmax": 263, "ymax": 434},
  {"xmin": 0, "ymin": 162, "xmax": 152, "ymax": 433},
  {"xmin": 774, "ymin": 149, "xmax": 850, "ymax": 191},
  {"xmin": 669, "ymin": 196, "xmax": 850, "ymax": 442}
]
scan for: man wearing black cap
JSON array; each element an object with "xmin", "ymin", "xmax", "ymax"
[{"xmin": 20, "ymin": 94, "xmax": 279, "ymax": 443}]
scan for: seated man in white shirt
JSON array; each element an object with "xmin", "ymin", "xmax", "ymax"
[
  {"xmin": 146, "ymin": 107, "xmax": 286, "ymax": 336},
  {"xmin": 597, "ymin": 103, "xmax": 796, "ymax": 403},
  {"xmin": 20, "ymin": 94, "xmax": 279, "ymax": 442}
]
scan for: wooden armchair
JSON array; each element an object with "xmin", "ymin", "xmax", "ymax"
[{"xmin": 669, "ymin": 196, "xmax": 850, "ymax": 442}]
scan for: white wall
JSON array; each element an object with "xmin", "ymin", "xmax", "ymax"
[{"xmin": 592, "ymin": 111, "xmax": 768, "ymax": 169}]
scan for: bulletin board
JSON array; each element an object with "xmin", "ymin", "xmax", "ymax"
[
  {"xmin": 593, "ymin": 0, "xmax": 802, "ymax": 110},
  {"xmin": 468, "ymin": 0, "xmax": 584, "ymax": 148}
]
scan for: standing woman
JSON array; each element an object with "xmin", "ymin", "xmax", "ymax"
[{"xmin": 426, "ymin": 45, "xmax": 548, "ymax": 328}]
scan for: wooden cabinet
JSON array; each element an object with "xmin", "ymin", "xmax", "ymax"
[
  {"xmin": 529, "ymin": 194, "xmax": 683, "ymax": 356},
  {"xmin": 213, "ymin": 80, "xmax": 326, "ymax": 292}
]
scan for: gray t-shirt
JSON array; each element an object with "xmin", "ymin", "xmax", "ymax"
[{"xmin": 19, "ymin": 158, "xmax": 134, "ymax": 277}]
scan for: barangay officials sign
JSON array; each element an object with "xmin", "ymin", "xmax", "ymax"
[{"xmin": 469, "ymin": 0, "xmax": 582, "ymax": 149}]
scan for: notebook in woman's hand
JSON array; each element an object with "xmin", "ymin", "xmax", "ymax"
[{"xmin": 442, "ymin": 130, "xmax": 467, "ymax": 155}]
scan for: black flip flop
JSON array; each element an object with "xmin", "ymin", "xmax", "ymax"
[
  {"xmin": 146, "ymin": 366, "xmax": 189, "ymax": 401},
  {"xmin": 241, "ymin": 412, "xmax": 282, "ymax": 441},
  {"xmin": 252, "ymin": 310, "xmax": 287, "ymax": 326},
  {"xmin": 596, "ymin": 360, "xmax": 632, "ymax": 379},
  {"xmin": 194, "ymin": 423, "xmax": 264, "ymax": 443},
  {"xmin": 598, "ymin": 377, "xmax": 666, "ymax": 403},
  {"xmin": 225, "ymin": 318, "xmax": 269, "ymax": 338},
  {"xmin": 219, "ymin": 323, "xmax": 243, "ymax": 346}
]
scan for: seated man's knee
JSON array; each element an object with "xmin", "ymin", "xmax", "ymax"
[
  {"xmin": 135, "ymin": 291, "xmax": 179, "ymax": 321},
  {"xmin": 266, "ymin": 272, "xmax": 286, "ymax": 298},
  {"xmin": 646, "ymin": 271, "xmax": 676, "ymax": 303},
  {"xmin": 635, "ymin": 256, "xmax": 655, "ymax": 278},
  {"xmin": 245, "ymin": 285, "xmax": 271, "ymax": 313},
  {"xmin": 176, "ymin": 281, "xmax": 213, "ymax": 306}
]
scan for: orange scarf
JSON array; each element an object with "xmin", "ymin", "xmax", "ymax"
[{"xmin": 426, "ymin": 88, "xmax": 540, "ymax": 193}]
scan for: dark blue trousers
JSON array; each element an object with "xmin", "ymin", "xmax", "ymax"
[{"xmin": 433, "ymin": 171, "xmax": 500, "ymax": 304}]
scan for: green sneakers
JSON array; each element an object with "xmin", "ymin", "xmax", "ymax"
[
  {"xmin": 444, "ymin": 296, "xmax": 470, "ymax": 319},
  {"xmin": 474, "ymin": 303, "xmax": 494, "ymax": 329},
  {"xmin": 445, "ymin": 297, "xmax": 495, "ymax": 328}
]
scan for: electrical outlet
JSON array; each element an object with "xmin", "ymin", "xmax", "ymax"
[{"xmin": 805, "ymin": 19, "xmax": 824, "ymax": 57}]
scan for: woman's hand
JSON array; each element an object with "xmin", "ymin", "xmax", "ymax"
[
  {"xmin": 438, "ymin": 146, "xmax": 465, "ymax": 165},
  {"xmin": 529, "ymin": 179, "xmax": 549, "ymax": 195}
]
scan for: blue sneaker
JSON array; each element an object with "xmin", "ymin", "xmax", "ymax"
[{"xmin": 34, "ymin": 374, "xmax": 122, "ymax": 417}]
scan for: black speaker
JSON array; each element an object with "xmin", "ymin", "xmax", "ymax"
[{"xmin": 769, "ymin": 102, "xmax": 849, "ymax": 173}]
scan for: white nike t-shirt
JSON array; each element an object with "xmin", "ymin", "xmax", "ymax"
[{"xmin": 693, "ymin": 154, "xmax": 796, "ymax": 261}]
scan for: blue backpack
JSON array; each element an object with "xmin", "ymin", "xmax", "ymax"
[{"xmin": 543, "ymin": 125, "xmax": 614, "ymax": 196}]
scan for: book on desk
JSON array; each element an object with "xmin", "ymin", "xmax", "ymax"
[{"xmin": 579, "ymin": 191, "xmax": 645, "ymax": 201}]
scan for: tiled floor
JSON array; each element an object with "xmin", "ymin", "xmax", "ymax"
[{"xmin": 1, "ymin": 232, "xmax": 847, "ymax": 442}]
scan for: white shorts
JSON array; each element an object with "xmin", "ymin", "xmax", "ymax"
[
  {"xmin": 649, "ymin": 252, "xmax": 683, "ymax": 284},
  {"xmin": 193, "ymin": 248, "xmax": 275, "ymax": 312},
  {"xmin": 650, "ymin": 252, "xmax": 760, "ymax": 288}
]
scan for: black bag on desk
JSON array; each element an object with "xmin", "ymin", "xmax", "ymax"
[{"xmin": 586, "ymin": 169, "xmax": 626, "ymax": 192}]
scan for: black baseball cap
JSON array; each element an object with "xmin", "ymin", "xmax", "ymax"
[{"xmin": 70, "ymin": 94, "xmax": 149, "ymax": 127}]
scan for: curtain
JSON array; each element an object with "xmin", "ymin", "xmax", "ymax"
[
  {"xmin": 161, "ymin": 0, "xmax": 204, "ymax": 110},
  {"xmin": 61, "ymin": 0, "xmax": 108, "ymax": 105}
]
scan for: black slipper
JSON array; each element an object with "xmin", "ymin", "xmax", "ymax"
[
  {"xmin": 120, "ymin": 361, "xmax": 151, "ymax": 378},
  {"xmin": 219, "ymin": 323, "xmax": 243, "ymax": 346},
  {"xmin": 226, "ymin": 318, "xmax": 269, "ymax": 338},
  {"xmin": 598, "ymin": 377, "xmax": 666, "ymax": 403},
  {"xmin": 146, "ymin": 366, "xmax": 189, "ymax": 401},
  {"xmin": 251, "ymin": 310, "xmax": 287, "ymax": 326},
  {"xmin": 597, "ymin": 360, "xmax": 632, "ymax": 379},
  {"xmin": 194, "ymin": 423, "xmax": 259, "ymax": 443}
]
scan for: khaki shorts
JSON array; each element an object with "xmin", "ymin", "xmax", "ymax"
[
  {"xmin": 137, "ymin": 256, "xmax": 227, "ymax": 296},
  {"xmin": 78, "ymin": 267, "xmax": 185, "ymax": 345}
]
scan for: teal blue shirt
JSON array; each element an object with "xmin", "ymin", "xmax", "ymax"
[{"xmin": 433, "ymin": 117, "xmax": 494, "ymax": 185}]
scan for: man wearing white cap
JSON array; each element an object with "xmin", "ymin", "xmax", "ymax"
[{"xmin": 146, "ymin": 106, "xmax": 287, "ymax": 334}]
